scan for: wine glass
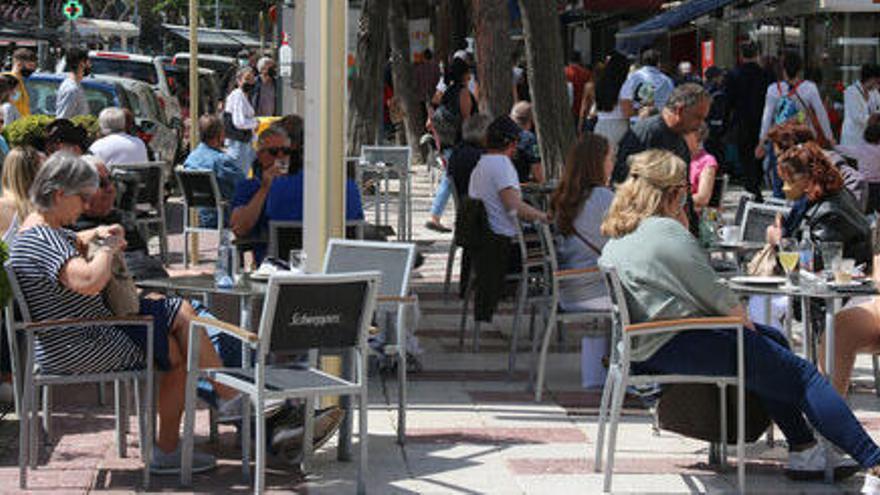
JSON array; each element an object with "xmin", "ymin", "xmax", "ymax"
[{"xmin": 778, "ymin": 238, "xmax": 799, "ymax": 289}]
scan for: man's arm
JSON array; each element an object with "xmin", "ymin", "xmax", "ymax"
[
  {"xmin": 499, "ymin": 187, "xmax": 547, "ymax": 223},
  {"xmin": 230, "ymin": 183, "xmax": 270, "ymax": 238}
]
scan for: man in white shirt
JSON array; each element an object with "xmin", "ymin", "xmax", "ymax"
[
  {"xmin": 56, "ymin": 47, "xmax": 91, "ymax": 119},
  {"xmin": 468, "ymin": 115, "xmax": 547, "ymax": 238},
  {"xmin": 224, "ymin": 66, "xmax": 259, "ymax": 173},
  {"xmin": 841, "ymin": 64, "xmax": 880, "ymax": 146},
  {"xmin": 619, "ymin": 49, "xmax": 674, "ymax": 119},
  {"xmin": 88, "ymin": 107, "xmax": 149, "ymax": 166}
]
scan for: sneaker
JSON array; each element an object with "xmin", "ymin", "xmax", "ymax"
[
  {"xmin": 425, "ymin": 221, "xmax": 451, "ymax": 233},
  {"xmin": 150, "ymin": 445, "xmax": 216, "ymax": 475},
  {"xmin": 217, "ymin": 395, "xmax": 286, "ymax": 423},
  {"xmin": 785, "ymin": 443, "xmax": 860, "ymax": 481},
  {"xmin": 312, "ymin": 406, "xmax": 344, "ymax": 451},
  {"xmin": 863, "ymin": 471, "xmax": 880, "ymax": 494}
]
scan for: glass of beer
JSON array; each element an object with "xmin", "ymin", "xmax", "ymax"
[{"xmin": 779, "ymin": 238, "xmax": 799, "ymax": 289}]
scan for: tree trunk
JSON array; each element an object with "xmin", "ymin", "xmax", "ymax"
[
  {"xmin": 472, "ymin": 0, "xmax": 512, "ymax": 118},
  {"xmin": 518, "ymin": 0, "xmax": 575, "ymax": 180},
  {"xmin": 449, "ymin": 0, "xmax": 470, "ymax": 55},
  {"xmin": 387, "ymin": 0, "xmax": 423, "ymax": 163},
  {"xmin": 346, "ymin": 0, "xmax": 390, "ymax": 157}
]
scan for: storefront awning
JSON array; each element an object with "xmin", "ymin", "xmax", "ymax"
[
  {"xmin": 163, "ymin": 24, "xmax": 261, "ymax": 51},
  {"xmin": 59, "ymin": 18, "xmax": 139, "ymax": 39},
  {"xmin": 584, "ymin": 0, "xmax": 665, "ymax": 11},
  {"xmin": 615, "ymin": 0, "xmax": 739, "ymax": 55}
]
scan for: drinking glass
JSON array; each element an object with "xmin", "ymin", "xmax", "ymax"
[
  {"xmin": 778, "ymin": 238, "xmax": 799, "ymax": 289},
  {"xmin": 289, "ymin": 249, "xmax": 307, "ymax": 273},
  {"xmin": 819, "ymin": 241, "xmax": 843, "ymax": 277},
  {"xmin": 833, "ymin": 258, "xmax": 856, "ymax": 285}
]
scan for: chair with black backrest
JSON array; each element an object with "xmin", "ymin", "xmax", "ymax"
[
  {"xmin": 114, "ymin": 162, "xmax": 168, "ymax": 262},
  {"xmin": 443, "ymin": 178, "xmax": 463, "ymax": 301},
  {"xmin": 595, "ymin": 261, "xmax": 746, "ymax": 493},
  {"xmin": 268, "ymin": 220, "xmax": 367, "ymax": 261},
  {"xmin": 708, "ymin": 174, "xmax": 730, "ymax": 210},
  {"xmin": 180, "ymin": 271, "xmax": 380, "ymax": 494},
  {"xmin": 322, "ymin": 239, "xmax": 416, "ymax": 445},
  {"xmin": 530, "ymin": 224, "xmax": 611, "ymax": 402},
  {"xmin": 175, "ymin": 167, "xmax": 225, "ymax": 267},
  {"xmin": 4, "ymin": 261, "xmax": 155, "ymax": 489}
]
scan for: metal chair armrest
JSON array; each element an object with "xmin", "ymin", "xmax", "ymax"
[
  {"xmin": 22, "ymin": 315, "xmax": 155, "ymax": 332},
  {"xmin": 624, "ymin": 316, "xmax": 744, "ymax": 336},
  {"xmin": 555, "ymin": 267, "xmax": 600, "ymax": 279},
  {"xmin": 190, "ymin": 315, "xmax": 259, "ymax": 344}
]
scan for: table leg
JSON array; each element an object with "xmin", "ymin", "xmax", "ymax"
[{"xmin": 822, "ymin": 297, "xmax": 841, "ymax": 484}]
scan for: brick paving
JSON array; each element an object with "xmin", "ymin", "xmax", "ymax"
[{"xmin": 1, "ymin": 166, "xmax": 879, "ymax": 493}]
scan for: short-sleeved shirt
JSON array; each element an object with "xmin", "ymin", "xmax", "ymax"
[
  {"xmin": 89, "ymin": 133, "xmax": 149, "ymax": 166},
  {"xmin": 9, "ymin": 225, "xmax": 143, "ymax": 374},
  {"xmin": 513, "ymin": 129, "xmax": 541, "ymax": 183},
  {"xmin": 468, "ymin": 153, "xmax": 521, "ymax": 238},
  {"xmin": 689, "ymin": 149, "xmax": 718, "ymax": 195},
  {"xmin": 56, "ymin": 76, "xmax": 90, "ymax": 119},
  {"xmin": 619, "ymin": 66, "xmax": 675, "ymax": 111},
  {"xmin": 613, "ymin": 114, "xmax": 690, "ymax": 185},
  {"xmin": 599, "ymin": 217, "xmax": 740, "ymax": 362}
]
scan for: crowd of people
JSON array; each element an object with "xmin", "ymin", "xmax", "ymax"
[{"xmin": 420, "ymin": 40, "xmax": 880, "ymax": 492}]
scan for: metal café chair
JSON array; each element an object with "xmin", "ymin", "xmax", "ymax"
[
  {"xmin": 359, "ymin": 146, "xmax": 412, "ymax": 241},
  {"xmin": 181, "ymin": 271, "xmax": 380, "ymax": 494},
  {"xmin": 443, "ymin": 178, "xmax": 464, "ymax": 301},
  {"xmin": 268, "ymin": 220, "xmax": 366, "ymax": 261},
  {"xmin": 530, "ymin": 224, "xmax": 611, "ymax": 402},
  {"xmin": 114, "ymin": 162, "xmax": 168, "ymax": 262},
  {"xmin": 4, "ymin": 261, "xmax": 155, "ymax": 489},
  {"xmin": 322, "ymin": 238, "xmax": 417, "ymax": 445},
  {"xmin": 175, "ymin": 167, "xmax": 225, "ymax": 267},
  {"xmin": 595, "ymin": 262, "xmax": 746, "ymax": 493}
]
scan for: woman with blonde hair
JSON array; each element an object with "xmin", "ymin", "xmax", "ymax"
[
  {"xmin": 0, "ymin": 146, "xmax": 42, "ymax": 243},
  {"xmin": 600, "ymin": 149, "xmax": 880, "ymax": 487}
]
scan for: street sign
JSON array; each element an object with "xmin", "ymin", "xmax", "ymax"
[{"xmin": 63, "ymin": 0, "xmax": 84, "ymax": 21}]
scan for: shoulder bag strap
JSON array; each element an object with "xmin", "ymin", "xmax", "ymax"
[{"xmin": 573, "ymin": 229, "xmax": 603, "ymax": 256}]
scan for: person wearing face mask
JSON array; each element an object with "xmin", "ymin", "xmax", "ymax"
[
  {"xmin": 765, "ymin": 141, "xmax": 871, "ymax": 267},
  {"xmin": 56, "ymin": 47, "xmax": 91, "ymax": 119},
  {"xmin": 223, "ymin": 66, "xmax": 259, "ymax": 173},
  {"xmin": 2, "ymin": 48, "xmax": 36, "ymax": 119},
  {"xmin": 251, "ymin": 57, "xmax": 278, "ymax": 117},
  {"xmin": 0, "ymin": 74, "xmax": 22, "ymax": 127}
]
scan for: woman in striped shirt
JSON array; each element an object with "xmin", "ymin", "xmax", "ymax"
[{"xmin": 9, "ymin": 152, "xmax": 236, "ymax": 475}]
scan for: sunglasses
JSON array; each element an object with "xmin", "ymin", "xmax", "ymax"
[{"xmin": 261, "ymin": 146, "xmax": 293, "ymax": 157}]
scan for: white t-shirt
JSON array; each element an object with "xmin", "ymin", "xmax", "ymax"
[
  {"xmin": 89, "ymin": 133, "xmax": 149, "ymax": 166},
  {"xmin": 468, "ymin": 153, "xmax": 521, "ymax": 238},
  {"xmin": 841, "ymin": 81, "xmax": 880, "ymax": 146}
]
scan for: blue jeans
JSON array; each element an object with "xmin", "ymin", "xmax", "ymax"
[
  {"xmin": 632, "ymin": 324, "xmax": 880, "ymax": 468},
  {"xmin": 764, "ymin": 142, "xmax": 784, "ymax": 199},
  {"xmin": 430, "ymin": 148, "xmax": 454, "ymax": 217},
  {"xmin": 225, "ymin": 138, "xmax": 256, "ymax": 175}
]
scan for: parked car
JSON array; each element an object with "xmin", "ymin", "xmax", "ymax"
[
  {"xmin": 171, "ymin": 52, "xmax": 239, "ymax": 95},
  {"xmin": 163, "ymin": 64, "xmax": 221, "ymax": 118},
  {"xmin": 57, "ymin": 51, "xmax": 184, "ymax": 131},
  {"xmin": 26, "ymin": 73, "xmax": 180, "ymax": 164}
]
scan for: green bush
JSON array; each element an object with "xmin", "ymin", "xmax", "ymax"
[
  {"xmin": 2, "ymin": 114, "xmax": 53, "ymax": 148},
  {"xmin": 71, "ymin": 114, "xmax": 99, "ymax": 142}
]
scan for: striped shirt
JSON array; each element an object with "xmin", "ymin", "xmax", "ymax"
[{"xmin": 10, "ymin": 225, "xmax": 143, "ymax": 374}]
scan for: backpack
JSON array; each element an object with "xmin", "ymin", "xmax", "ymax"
[
  {"xmin": 432, "ymin": 104, "xmax": 461, "ymax": 148},
  {"xmin": 773, "ymin": 81, "xmax": 805, "ymax": 126}
]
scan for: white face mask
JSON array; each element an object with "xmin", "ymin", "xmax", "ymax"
[{"xmin": 275, "ymin": 157, "xmax": 289, "ymax": 174}]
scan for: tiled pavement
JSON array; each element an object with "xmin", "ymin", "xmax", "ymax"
[{"xmin": 1, "ymin": 166, "xmax": 880, "ymax": 493}]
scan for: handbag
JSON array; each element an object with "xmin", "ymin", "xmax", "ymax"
[
  {"xmin": 793, "ymin": 90, "xmax": 832, "ymax": 148},
  {"xmin": 89, "ymin": 241, "xmax": 140, "ymax": 316},
  {"xmin": 746, "ymin": 244, "xmax": 781, "ymax": 276}
]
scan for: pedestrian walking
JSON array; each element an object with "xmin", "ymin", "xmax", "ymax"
[
  {"xmin": 56, "ymin": 47, "xmax": 91, "ymax": 119},
  {"xmin": 565, "ymin": 51, "xmax": 592, "ymax": 124},
  {"xmin": 619, "ymin": 49, "xmax": 675, "ymax": 120},
  {"xmin": 1, "ymin": 48, "xmax": 35, "ymax": 119},
  {"xmin": 252, "ymin": 57, "xmax": 278, "ymax": 117},
  {"xmin": 591, "ymin": 51, "xmax": 631, "ymax": 146},
  {"xmin": 725, "ymin": 42, "xmax": 773, "ymax": 200},
  {"xmin": 426, "ymin": 58, "xmax": 476, "ymax": 233},
  {"xmin": 841, "ymin": 63, "xmax": 880, "ymax": 146},
  {"xmin": 224, "ymin": 66, "xmax": 259, "ymax": 174},
  {"xmin": 757, "ymin": 51, "xmax": 834, "ymax": 198}
]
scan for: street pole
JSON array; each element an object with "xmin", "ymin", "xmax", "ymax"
[
  {"xmin": 133, "ymin": 0, "xmax": 140, "ymax": 51},
  {"xmin": 215, "ymin": 0, "xmax": 220, "ymax": 28},
  {"xmin": 189, "ymin": 0, "xmax": 201, "ymax": 263},
  {"xmin": 37, "ymin": 0, "xmax": 46, "ymax": 68}
]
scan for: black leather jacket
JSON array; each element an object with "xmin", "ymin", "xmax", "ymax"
[{"xmin": 803, "ymin": 191, "xmax": 872, "ymax": 267}]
